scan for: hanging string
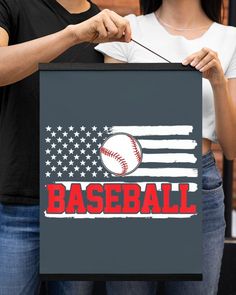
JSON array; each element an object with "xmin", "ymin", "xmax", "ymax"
[
  {"xmin": 88, "ymin": 32, "xmax": 172, "ymax": 63},
  {"xmin": 131, "ymin": 39, "xmax": 172, "ymax": 63}
]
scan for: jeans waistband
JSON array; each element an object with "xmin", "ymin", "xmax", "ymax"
[{"xmin": 202, "ymin": 150, "xmax": 215, "ymax": 168}]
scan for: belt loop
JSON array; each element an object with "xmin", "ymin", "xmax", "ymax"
[{"xmin": 211, "ymin": 150, "xmax": 216, "ymax": 163}]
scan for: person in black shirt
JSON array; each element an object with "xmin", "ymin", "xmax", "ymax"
[{"xmin": 0, "ymin": 1, "xmax": 131, "ymax": 294}]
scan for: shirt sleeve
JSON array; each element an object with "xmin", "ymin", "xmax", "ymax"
[
  {"xmin": 0, "ymin": 0, "xmax": 18, "ymax": 36},
  {"xmin": 95, "ymin": 14, "xmax": 137, "ymax": 62}
]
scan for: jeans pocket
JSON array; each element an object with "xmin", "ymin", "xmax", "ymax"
[
  {"xmin": 202, "ymin": 161, "xmax": 223, "ymax": 191},
  {"xmin": 202, "ymin": 183, "xmax": 224, "ymax": 207},
  {"xmin": 202, "ymin": 184, "xmax": 226, "ymax": 234},
  {"xmin": 202, "ymin": 177, "xmax": 224, "ymax": 213},
  {"xmin": 202, "ymin": 182, "xmax": 223, "ymax": 194},
  {"xmin": 202, "ymin": 183, "xmax": 224, "ymax": 217}
]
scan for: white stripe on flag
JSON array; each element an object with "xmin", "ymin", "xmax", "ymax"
[
  {"xmin": 127, "ymin": 168, "xmax": 198, "ymax": 177},
  {"xmin": 44, "ymin": 212, "xmax": 197, "ymax": 219},
  {"xmin": 140, "ymin": 139, "xmax": 197, "ymax": 150},
  {"xmin": 56, "ymin": 182, "xmax": 198, "ymax": 192},
  {"xmin": 108, "ymin": 126, "xmax": 193, "ymax": 136},
  {"xmin": 142, "ymin": 153, "xmax": 197, "ymax": 163}
]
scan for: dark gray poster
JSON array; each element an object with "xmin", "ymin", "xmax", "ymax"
[{"xmin": 40, "ymin": 64, "xmax": 202, "ymax": 280}]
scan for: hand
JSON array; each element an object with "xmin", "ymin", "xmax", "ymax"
[
  {"xmin": 182, "ymin": 47, "xmax": 226, "ymax": 86},
  {"xmin": 69, "ymin": 9, "xmax": 132, "ymax": 44}
]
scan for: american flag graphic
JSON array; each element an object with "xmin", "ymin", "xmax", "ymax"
[
  {"xmin": 43, "ymin": 125, "xmax": 198, "ymax": 184},
  {"xmin": 43, "ymin": 125, "xmax": 199, "ymax": 219}
]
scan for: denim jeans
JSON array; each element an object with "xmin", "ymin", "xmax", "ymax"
[
  {"xmin": 106, "ymin": 150, "xmax": 226, "ymax": 295},
  {"xmin": 0, "ymin": 203, "xmax": 93, "ymax": 295}
]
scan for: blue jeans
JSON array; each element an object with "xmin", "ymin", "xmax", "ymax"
[
  {"xmin": 106, "ymin": 150, "xmax": 226, "ymax": 295},
  {"xmin": 0, "ymin": 203, "xmax": 93, "ymax": 295}
]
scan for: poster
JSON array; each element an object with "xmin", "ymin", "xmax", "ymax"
[{"xmin": 40, "ymin": 64, "xmax": 202, "ymax": 280}]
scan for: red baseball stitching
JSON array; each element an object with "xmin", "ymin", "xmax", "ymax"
[
  {"xmin": 100, "ymin": 146, "xmax": 128, "ymax": 176},
  {"xmin": 128, "ymin": 135, "xmax": 142, "ymax": 164}
]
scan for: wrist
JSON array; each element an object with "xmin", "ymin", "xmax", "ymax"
[
  {"xmin": 210, "ymin": 75, "xmax": 228, "ymax": 89},
  {"xmin": 64, "ymin": 24, "xmax": 83, "ymax": 46}
]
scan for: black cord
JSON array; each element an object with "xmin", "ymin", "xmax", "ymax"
[{"xmin": 131, "ymin": 39, "xmax": 172, "ymax": 63}]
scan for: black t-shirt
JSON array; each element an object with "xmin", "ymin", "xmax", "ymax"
[{"xmin": 0, "ymin": 0, "xmax": 103, "ymax": 204}]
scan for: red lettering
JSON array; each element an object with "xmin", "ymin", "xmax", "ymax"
[
  {"xmin": 162, "ymin": 183, "xmax": 178, "ymax": 213},
  {"xmin": 87, "ymin": 184, "xmax": 103, "ymax": 214},
  {"xmin": 141, "ymin": 184, "xmax": 161, "ymax": 214},
  {"xmin": 104, "ymin": 184, "xmax": 121, "ymax": 213},
  {"xmin": 47, "ymin": 184, "xmax": 65, "ymax": 214},
  {"xmin": 179, "ymin": 184, "xmax": 196, "ymax": 214},
  {"xmin": 66, "ymin": 184, "xmax": 86, "ymax": 214},
  {"xmin": 122, "ymin": 184, "xmax": 141, "ymax": 213},
  {"xmin": 46, "ymin": 182, "xmax": 197, "ymax": 216}
]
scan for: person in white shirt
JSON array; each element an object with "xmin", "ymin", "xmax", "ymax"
[{"xmin": 96, "ymin": 0, "xmax": 236, "ymax": 294}]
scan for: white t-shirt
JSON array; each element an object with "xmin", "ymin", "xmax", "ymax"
[{"xmin": 96, "ymin": 13, "xmax": 236, "ymax": 143}]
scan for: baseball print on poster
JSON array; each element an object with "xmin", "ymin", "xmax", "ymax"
[
  {"xmin": 100, "ymin": 133, "xmax": 142, "ymax": 176},
  {"xmin": 40, "ymin": 64, "xmax": 202, "ymax": 279}
]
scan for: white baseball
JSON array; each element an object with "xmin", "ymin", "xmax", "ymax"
[{"xmin": 100, "ymin": 133, "xmax": 142, "ymax": 176}]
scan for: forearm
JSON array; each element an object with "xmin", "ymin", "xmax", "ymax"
[
  {"xmin": 0, "ymin": 9, "xmax": 131, "ymax": 86},
  {"xmin": 212, "ymin": 78, "xmax": 236, "ymax": 159},
  {"xmin": 0, "ymin": 26, "xmax": 77, "ymax": 86}
]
